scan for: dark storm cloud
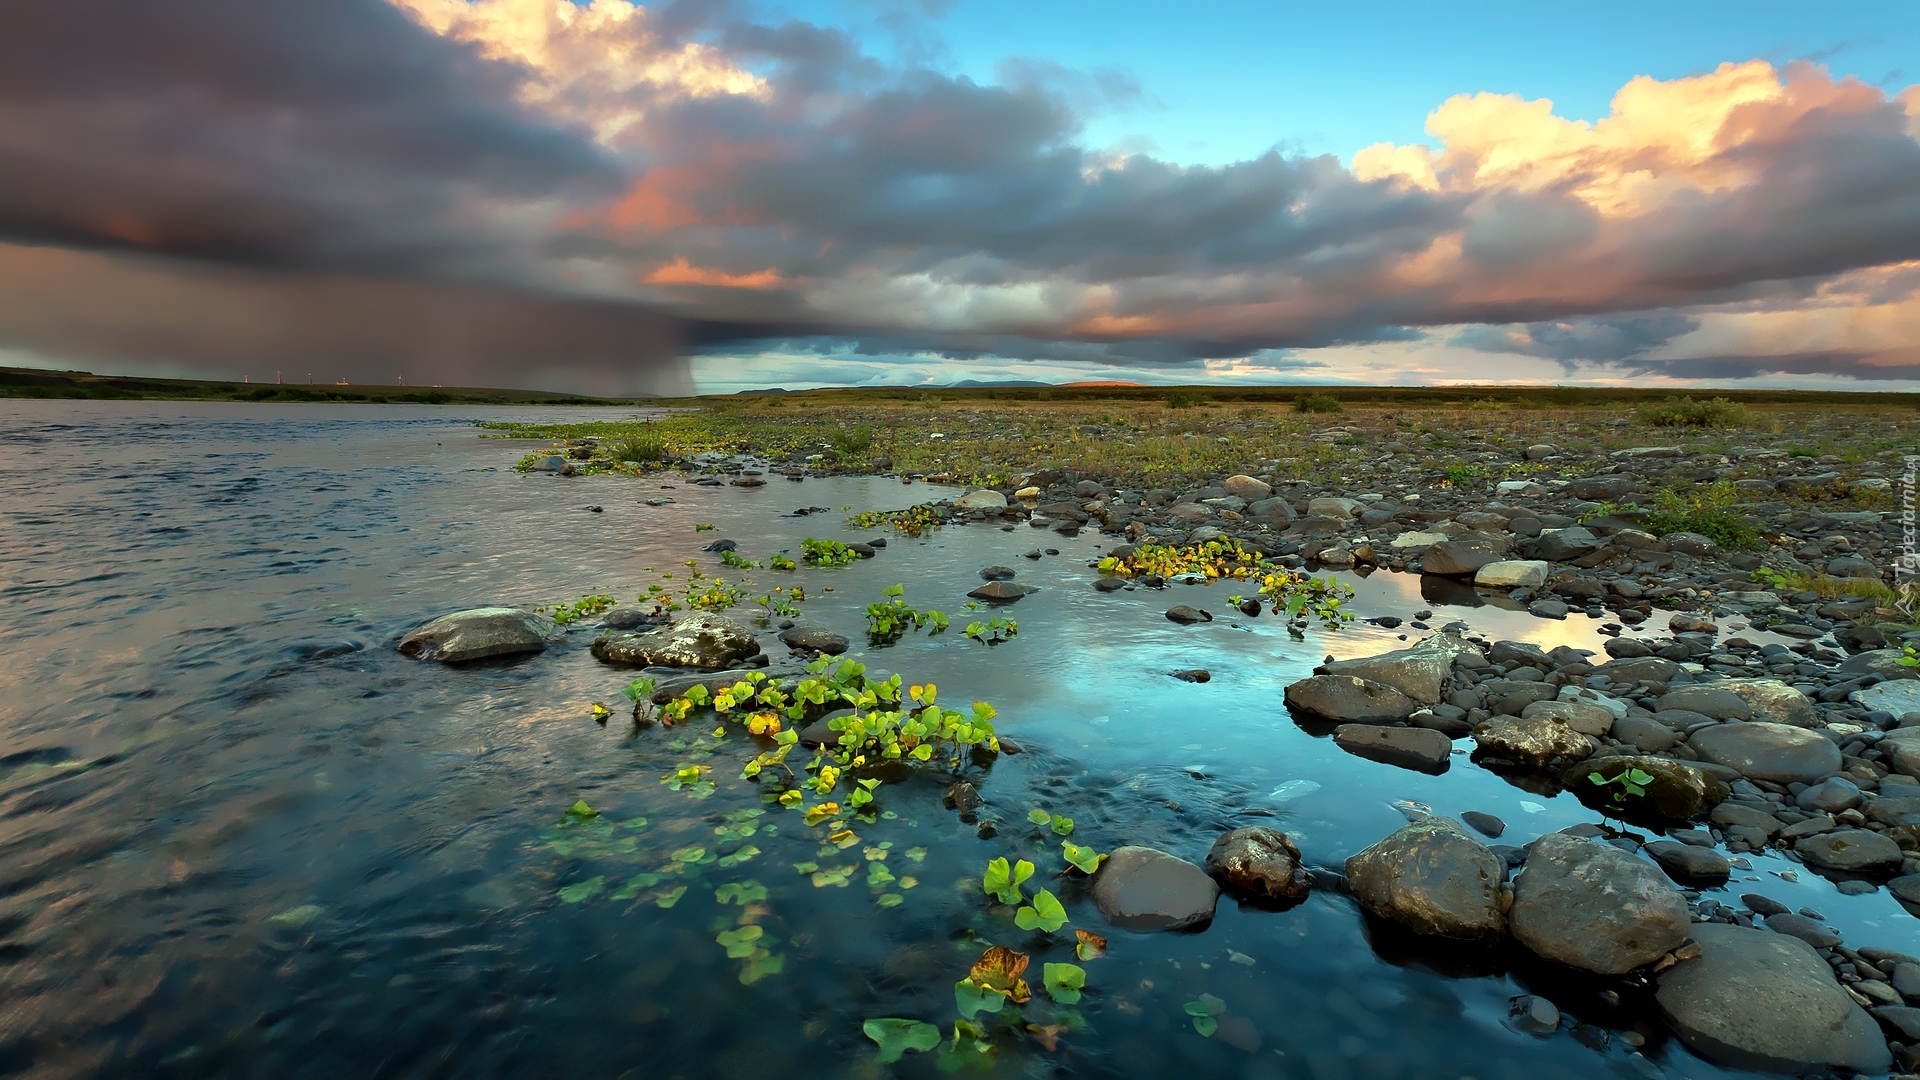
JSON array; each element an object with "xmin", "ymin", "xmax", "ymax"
[
  {"xmin": 0, "ymin": 243, "xmax": 690, "ymax": 396},
  {"xmin": 1626, "ymin": 350, "xmax": 1920, "ymax": 383},
  {"xmin": 1450, "ymin": 313, "xmax": 1703, "ymax": 372}
]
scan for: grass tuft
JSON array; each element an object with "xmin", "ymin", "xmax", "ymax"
[
  {"xmin": 1640, "ymin": 480, "xmax": 1761, "ymax": 550},
  {"xmin": 1635, "ymin": 396, "xmax": 1749, "ymax": 429},
  {"xmin": 1294, "ymin": 394, "xmax": 1343, "ymax": 414}
]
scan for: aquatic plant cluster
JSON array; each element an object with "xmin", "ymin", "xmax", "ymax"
[{"xmin": 1097, "ymin": 538, "xmax": 1355, "ymax": 628}]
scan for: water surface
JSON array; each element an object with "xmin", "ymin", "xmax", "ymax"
[{"xmin": 0, "ymin": 402, "xmax": 1908, "ymax": 1080}]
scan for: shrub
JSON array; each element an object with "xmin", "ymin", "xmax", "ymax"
[
  {"xmin": 831, "ymin": 426, "xmax": 874, "ymax": 454},
  {"xmin": 1293, "ymin": 394, "xmax": 1342, "ymax": 414},
  {"xmin": 1635, "ymin": 396, "xmax": 1748, "ymax": 429},
  {"xmin": 611, "ymin": 431, "xmax": 668, "ymax": 463},
  {"xmin": 1640, "ymin": 480, "xmax": 1761, "ymax": 549}
]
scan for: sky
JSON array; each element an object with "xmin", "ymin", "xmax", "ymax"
[{"xmin": 1, "ymin": 0, "xmax": 1917, "ymax": 395}]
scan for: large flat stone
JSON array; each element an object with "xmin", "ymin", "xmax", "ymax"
[
  {"xmin": 591, "ymin": 612, "xmax": 762, "ymax": 670},
  {"xmin": 1474, "ymin": 560, "xmax": 1550, "ymax": 589},
  {"xmin": 1284, "ymin": 675, "xmax": 1418, "ymax": 724},
  {"xmin": 1322, "ymin": 634, "xmax": 1475, "ymax": 705},
  {"xmin": 1687, "ymin": 722, "xmax": 1842, "ymax": 784},
  {"xmin": 1333, "ymin": 724, "xmax": 1453, "ymax": 773},
  {"xmin": 1656, "ymin": 923, "xmax": 1890, "ymax": 1074}
]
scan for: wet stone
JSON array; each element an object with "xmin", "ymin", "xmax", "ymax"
[
  {"xmin": 1345, "ymin": 817, "xmax": 1505, "ymax": 940},
  {"xmin": 1794, "ymin": 828, "xmax": 1904, "ymax": 873},
  {"xmin": 1460, "ymin": 811, "xmax": 1505, "ymax": 838},
  {"xmin": 1332, "ymin": 724, "xmax": 1453, "ymax": 773},
  {"xmin": 1204, "ymin": 826, "xmax": 1311, "ymax": 904},
  {"xmin": 1509, "ymin": 832, "xmax": 1689, "ymax": 974},
  {"xmin": 1285, "ymin": 675, "xmax": 1419, "ymax": 724},
  {"xmin": 1645, "ymin": 841, "xmax": 1730, "ymax": 885},
  {"xmin": 1656, "ymin": 923, "xmax": 1891, "ymax": 1074},
  {"xmin": 1764, "ymin": 912, "xmax": 1841, "ymax": 949},
  {"xmin": 967, "ymin": 581, "xmax": 1030, "ymax": 602},
  {"xmin": 397, "ymin": 607, "xmax": 564, "ymax": 663},
  {"xmin": 1090, "ymin": 847, "xmax": 1219, "ymax": 931}
]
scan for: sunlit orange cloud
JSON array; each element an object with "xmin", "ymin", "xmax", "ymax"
[{"xmin": 642, "ymin": 256, "xmax": 789, "ymax": 290}]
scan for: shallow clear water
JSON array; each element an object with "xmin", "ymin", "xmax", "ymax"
[{"xmin": 0, "ymin": 402, "xmax": 1911, "ymax": 1079}]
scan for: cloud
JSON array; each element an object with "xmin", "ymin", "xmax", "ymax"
[{"xmin": 0, "ymin": 0, "xmax": 1916, "ymax": 391}]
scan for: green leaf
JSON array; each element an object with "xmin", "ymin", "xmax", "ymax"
[
  {"xmin": 1042, "ymin": 962, "xmax": 1086, "ymax": 1005},
  {"xmin": 562, "ymin": 799, "xmax": 598, "ymax": 822},
  {"xmin": 1049, "ymin": 815, "xmax": 1075, "ymax": 837},
  {"xmin": 1627, "ymin": 769, "xmax": 1656, "ymax": 786},
  {"xmin": 863, "ymin": 1018, "xmax": 940, "ymax": 1063},
  {"xmin": 953, "ymin": 979, "xmax": 1007, "ymax": 1019},
  {"xmin": 1191, "ymin": 1015, "xmax": 1218, "ymax": 1037},
  {"xmin": 1062, "ymin": 841, "xmax": 1106, "ymax": 875},
  {"xmin": 557, "ymin": 876, "xmax": 604, "ymax": 904},
  {"xmin": 715, "ymin": 925, "xmax": 765, "ymax": 958},
  {"xmin": 982, "ymin": 857, "xmax": 1034, "ymax": 905},
  {"xmin": 1027, "ymin": 809, "xmax": 1052, "ymax": 826},
  {"xmin": 1014, "ymin": 889, "xmax": 1068, "ymax": 933}
]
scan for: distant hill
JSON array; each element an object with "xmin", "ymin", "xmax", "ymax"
[{"xmin": 0, "ymin": 366, "xmax": 658, "ymax": 404}]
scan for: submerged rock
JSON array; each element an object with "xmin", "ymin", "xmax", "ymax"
[
  {"xmin": 1090, "ymin": 846, "xmax": 1219, "ymax": 931},
  {"xmin": 1508, "ymin": 832, "xmax": 1689, "ymax": 974},
  {"xmin": 968, "ymin": 581, "xmax": 1030, "ymax": 602},
  {"xmin": 591, "ymin": 612, "xmax": 762, "ymax": 670},
  {"xmin": 1656, "ymin": 923, "xmax": 1890, "ymax": 1074},
  {"xmin": 1204, "ymin": 826, "xmax": 1311, "ymax": 904},
  {"xmin": 1344, "ymin": 817, "xmax": 1505, "ymax": 940},
  {"xmin": 1284, "ymin": 675, "xmax": 1418, "ymax": 724},
  {"xmin": 397, "ymin": 607, "xmax": 564, "ymax": 662}
]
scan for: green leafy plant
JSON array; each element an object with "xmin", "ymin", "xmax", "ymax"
[
  {"xmin": 1640, "ymin": 480, "xmax": 1761, "ymax": 550},
  {"xmin": 718, "ymin": 548, "xmax": 759, "ymax": 569},
  {"xmin": 609, "ymin": 431, "xmax": 667, "ymax": 464},
  {"xmin": 543, "ymin": 593, "xmax": 617, "ymax": 625},
  {"xmin": 1636, "ymin": 395, "xmax": 1749, "ymax": 429},
  {"xmin": 1042, "ymin": 963, "xmax": 1086, "ymax": 1005},
  {"xmin": 1293, "ymin": 393, "xmax": 1342, "ymax": 414},
  {"xmin": 964, "ymin": 615, "xmax": 1018, "ymax": 643},
  {"xmin": 561, "ymin": 799, "xmax": 599, "ymax": 822},
  {"xmin": 768, "ymin": 553, "xmax": 797, "ymax": 570},
  {"xmin": 983, "ymin": 856, "xmax": 1034, "ymax": 904},
  {"xmin": 865, "ymin": 583, "xmax": 949, "ymax": 643},
  {"xmin": 831, "ymin": 426, "xmax": 875, "ymax": 455},
  {"xmin": 1587, "ymin": 766, "xmax": 1657, "ymax": 803},
  {"xmin": 694, "ymin": 523, "xmax": 715, "ymax": 532},
  {"xmin": 1443, "ymin": 464, "xmax": 1486, "ymax": 487},
  {"xmin": 801, "ymin": 538, "xmax": 859, "ymax": 566},
  {"xmin": 845, "ymin": 502, "xmax": 946, "ymax": 536},
  {"xmin": 1062, "ymin": 841, "xmax": 1106, "ymax": 875},
  {"xmin": 685, "ymin": 579, "xmax": 747, "ymax": 612},
  {"xmin": 1165, "ymin": 390, "xmax": 1205, "ymax": 409},
  {"xmin": 1184, "ymin": 998, "xmax": 1224, "ymax": 1037},
  {"xmin": 1014, "ymin": 889, "xmax": 1068, "ymax": 933},
  {"xmin": 1026, "ymin": 808, "xmax": 1073, "ymax": 836},
  {"xmin": 863, "ymin": 1018, "xmax": 940, "ymax": 1063}
]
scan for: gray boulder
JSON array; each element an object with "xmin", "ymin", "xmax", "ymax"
[
  {"xmin": 1644, "ymin": 841, "xmax": 1731, "ymax": 884},
  {"xmin": 1882, "ymin": 728, "xmax": 1920, "ymax": 778},
  {"xmin": 1656, "ymin": 923, "xmax": 1890, "ymax": 1074},
  {"xmin": 397, "ymin": 607, "xmax": 565, "ymax": 662},
  {"xmin": 1713, "ymin": 679, "xmax": 1818, "ymax": 727},
  {"xmin": 1520, "ymin": 699, "xmax": 1614, "ymax": 737},
  {"xmin": 779, "ymin": 626, "xmax": 849, "ymax": 655},
  {"xmin": 1245, "ymin": 496, "xmax": 1296, "ymax": 524},
  {"xmin": 1596, "ymin": 656, "xmax": 1683, "ymax": 684},
  {"xmin": 953, "ymin": 488, "xmax": 1008, "ymax": 510},
  {"xmin": 1090, "ymin": 846, "xmax": 1219, "ymax": 931},
  {"xmin": 1534, "ymin": 526, "xmax": 1602, "ymax": 562},
  {"xmin": 1323, "ymin": 633, "xmax": 1475, "ymax": 704},
  {"xmin": 591, "ymin": 612, "xmax": 762, "ymax": 670},
  {"xmin": 1509, "ymin": 832, "xmax": 1689, "ymax": 974},
  {"xmin": 1345, "ymin": 817, "xmax": 1505, "ymax": 940},
  {"xmin": 1794, "ymin": 828, "xmax": 1905, "ymax": 874},
  {"xmin": 1333, "ymin": 724, "xmax": 1453, "ymax": 773},
  {"xmin": 1284, "ymin": 675, "xmax": 1418, "ymax": 724},
  {"xmin": 1854, "ymin": 681, "xmax": 1920, "ymax": 717},
  {"xmin": 1420, "ymin": 541, "xmax": 1502, "ymax": 577},
  {"xmin": 1687, "ymin": 722, "xmax": 1842, "ymax": 784},
  {"xmin": 1654, "ymin": 686, "xmax": 1754, "ymax": 720},
  {"xmin": 1204, "ymin": 827, "xmax": 1311, "ymax": 904}
]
